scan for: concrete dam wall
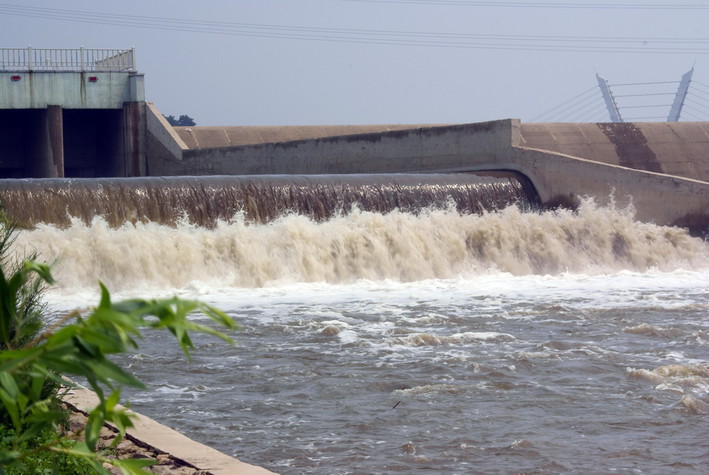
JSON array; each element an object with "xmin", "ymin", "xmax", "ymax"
[
  {"xmin": 145, "ymin": 107, "xmax": 709, "ymax": 232},
  {"xmin": 2, "ymin": 51, "xmax": 705, "ymax": 232},
  {"xmin": 518, "ymin": 122, "xmax": 709, "ymax": 183}
]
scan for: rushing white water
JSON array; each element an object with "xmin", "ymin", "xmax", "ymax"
[
  {"xmin": 13, "ymin": 202, "xmax": 709, "ymax": 474},
  {"xmin": 14, "ymin": 201, "xmax": 705, "ymax": 291}
]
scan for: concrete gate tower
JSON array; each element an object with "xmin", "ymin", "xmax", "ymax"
[{"xmin": 0, "ymin": 47, "xmax": 146, "ymax": 178}]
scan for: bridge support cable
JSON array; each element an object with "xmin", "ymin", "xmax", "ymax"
[
  {"xmin": 686, "ymin": 95, "xmax": 709, "ymax": 109},
  {"xmin": 623, "ymin": 116, "xmax": 667, "ymax": 120},
  {"xmin": 529, "ymin": 85, "xmax": 599, "ymax": 122},
  {"xmin": 667, "ymin": 68, "xmax": 693, "ymax": 121},
  {"xmin": 680, "ymin": 109, "xmax": 705, "ymax": 120},
  {"xmin": 685, "ymin": 92, "xmax": 709, "ymax": 111},
  {"xmin": 692, "ymin": 80, "xmax": 709, "ymax": 94},
  {"xmin": 575, "ymin": 104, "xmax": 614, "ymax": 123},
  {"xmin": 554, "ymin": 90, "xmax": 607, "ymax": 122},
  {"xmin": 682, "ymin": 100, "xmax": 709, "ymax": 120},
  {"xmin": 596, "ymin": 74, "xmax": 623, "ymax": 122},
  {"xmin": 688, "ymin": 81, "xmax": 709, "ymax": 111}
]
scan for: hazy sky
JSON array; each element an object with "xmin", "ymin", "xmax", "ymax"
[{"xmin": 2, "ymin": 0, "xmax": 707, "ymax": 125}]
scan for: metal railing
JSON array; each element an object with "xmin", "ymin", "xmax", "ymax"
[{"xmin": 0, "ymin": 47, "xmax": 136, "ymax": 72}]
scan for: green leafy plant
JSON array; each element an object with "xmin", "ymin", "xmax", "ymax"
[{"xmin": 0, "ymin": 219, "xmax": 237, "ymax": 474}]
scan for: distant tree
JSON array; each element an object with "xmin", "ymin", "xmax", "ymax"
[{"xmin": 163, "ymin": 114, "xmax": 196, "ymax": 126}]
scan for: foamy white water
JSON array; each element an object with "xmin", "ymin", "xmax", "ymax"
[
  {"xmin": 15, "ymin": 204, "xmax": 709, "ymax": 473},
  {"xmin": 14, "ymin": 202, "xmax": 706, "ymax": 292}
]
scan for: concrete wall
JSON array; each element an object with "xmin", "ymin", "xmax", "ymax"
[
  {"xmin": 519, "ymin": 122, "xmax": 709, "ymax": 182},
  {"xmin": 148, "ymin": 120, "xmax": 513, "ymax": 175},
  {"xmin": 146, "ymin": 116, "xmax": 709, "ymax": 231},
  {"xmin": 506, "ymin": 147, "xmax": 708, "ymax": 231},
  {"xmin": 174, "ymin": 124, "xmax": 444, "ymax": 149},
  {"xmin": 0, "ymin": 71, "xmax": 144, "ymax": 109}
]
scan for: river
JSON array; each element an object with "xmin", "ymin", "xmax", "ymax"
[{"xmin": 8, "ymin": 175, "xmax": 709, "ymax": 474}]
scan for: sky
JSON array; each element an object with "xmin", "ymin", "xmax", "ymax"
[{"xmin": 1, "ymin": 0, "xmax": 708, "ymax": 126}]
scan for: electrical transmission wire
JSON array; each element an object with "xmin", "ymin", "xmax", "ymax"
[
  {"xmin": 0, "ymin": 2, "xmax": 707, "ymax": 54},
  {"xmin": 345, "ymin": 1, "xmax": 709, "ymax": 10}
]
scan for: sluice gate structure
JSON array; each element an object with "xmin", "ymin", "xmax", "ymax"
[
  {"xmin": 0, "ymin": 47, "xmax": 146, "ymax": 178},
  {"xmin": 1, "ymin": 47, "xmax": 708, "ymax": 233}
]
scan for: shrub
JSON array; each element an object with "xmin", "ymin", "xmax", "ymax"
[{"xmin": 0, "ymin": 219, "xmax": 237, "ymax": 474}]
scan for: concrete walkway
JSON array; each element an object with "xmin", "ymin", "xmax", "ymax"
[{"xmin": 63, "ymin": 386, "xmax": 276, "ymax": 475}]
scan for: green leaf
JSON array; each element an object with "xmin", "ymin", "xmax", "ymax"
[
  {"xmin": 198, "ymin": 302, "xmax": 238, "ymax": 331},
  {"xmin": 102, "ymin": 390, "xmax": 137, "ymax": 447},
  {"xmin": 46, "ymin": 324, "xmax": 82, "ymax": 346},
  {"xmin": 85, "ymin": 408, "xmax": 105, "ymax": 452},
  {"xmin": 84, "ymin": 359, "xmax": 145, "ymax": 389},
  {"xmin": 0, "ymin": 347, "xmax": 41, "ymax": 372},
  {"xmin": 39, "ymin": 351, "xmax": 92, "ymax": 377},
  {"xmin": 0, "ymin": 248, "xmax": 238, "ymax": 471},
  {"xmin": 22, "ymin": 260, "xmax": 55, "ymax": 285},
  {"xmin": 0, "ymin": 371, "xmax": 19, "ymax": 398},
  {"xmin": 0, "ymin": 385, "xmax": 21, "ymax": 430},
  {"xmin": 98, "ymin": 281, "xmax": 112, "ymax": 310}
]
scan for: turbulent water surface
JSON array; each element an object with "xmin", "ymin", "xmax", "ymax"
[{"xmin": 10, "ymin": 180, "xmax": 709, "ymax": 474}]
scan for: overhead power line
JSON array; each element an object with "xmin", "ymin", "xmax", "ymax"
[
  {"xmin": 0, "ymin": 2, "xmax": 707, "ymax": 54},
  {"xmin": 345, "ymin": 0, "xmax": 709, "ymax": 9}
]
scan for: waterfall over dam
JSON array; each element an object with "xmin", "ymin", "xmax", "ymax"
[{"xmin": 0, "ymin": 174, "xmax": 533, "ymax": 228}]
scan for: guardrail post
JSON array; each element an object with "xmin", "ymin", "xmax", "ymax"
[{"xmin": 1, "ymin": 47, "xmax": 137, "ymax": 72}]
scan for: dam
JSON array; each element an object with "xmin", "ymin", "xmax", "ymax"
[
  {"xmin": 1, "ymin": 47, "xmax": 708, "ymax": 233},
  {"xmin": 2, "ymin": 48, "xmax": 709, "ymax": 475},
  {"xmin": 147, "ymin": 116, "xmax": 709, "ymax": 233}
]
